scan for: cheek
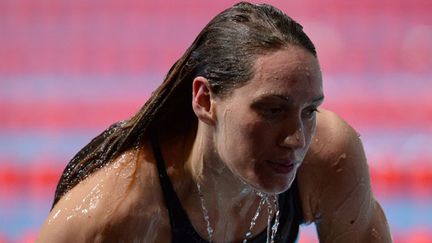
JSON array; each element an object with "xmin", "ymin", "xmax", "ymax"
[
  {"xmin": 298, "ymin": 119, "xmax": 317, "ymax": 160},
  {"xmin": 229, "ymin": 123, "xmax": 264, "ymax": 155},
  {"xmin": 236, "ymin": 122, "xmax": 281, "ymax": 173},
  {"xmin": 219, "ymin": 115, "xmax": 272, "ymax": 165},
  {"xmin": 305, "ymin": 118, "xmax": 317, "ymax": 144},
  {"xmin": 248, "ymin": 122, "xmax": 278, "ymax": 149}
]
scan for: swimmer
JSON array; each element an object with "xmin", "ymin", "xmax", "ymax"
[{"xmin": 38, "ymin": 2, "xmax": 392, "ymax": 242}]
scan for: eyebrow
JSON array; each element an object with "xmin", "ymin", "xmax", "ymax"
[{"xmin": 270, "ymin": 94, "xmax": 325, "ymax": 104}]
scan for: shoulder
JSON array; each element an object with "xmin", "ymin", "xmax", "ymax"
[
  {"xmin": 37, "ymin": 142, "xmax": 169, "ymax": 242},
  {"xmin": 302, "ymin": 108, "xmax": 367, "ymax": 176},
  {"xmin": 297, "ymin": 108, "xmax": 370, "ymax": 224},
  {"xmin": 311, "ymin": 108, "xmax": 364, "ymax": 158},
  {"xmin": 296, "ymin": 109, "xmax": 392, "ymax": 242},
  {"xmin": 298, "ymin": 110, "xmax": 391, "ymax": 243}
]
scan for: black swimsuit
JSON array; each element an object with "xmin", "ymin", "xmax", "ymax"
[{"xmin": 151, "ymin": 135, "xmax": 303, "ymax": 243}]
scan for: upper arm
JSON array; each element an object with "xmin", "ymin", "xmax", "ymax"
[
  {"xmin": 37, "ymin": 150, "xmax": 138, "ymax": 242},
  {"xmin": 37, "ymin": 146, "xmax": 168, "ymax": 242},
  {"xmin": 37, "ymin": 185, "xmax": 101, "ymax": 242},
  {"xmin": 297, "ymin": 109, "xmax": 392, "ymax": 243}
]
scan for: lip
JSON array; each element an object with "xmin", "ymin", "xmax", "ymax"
[{"xmin": 265, "ymin": 160, "xmax": 296, "ymax": 174}]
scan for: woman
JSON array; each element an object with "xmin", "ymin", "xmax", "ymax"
[{"xmin": 38, "ymin": 2, "xmax": 392, "ymax": 242}]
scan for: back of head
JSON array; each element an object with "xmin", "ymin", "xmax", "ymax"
[{"xmin": 51, "ymin": 1, "xmax": 317, "ymax": 208}]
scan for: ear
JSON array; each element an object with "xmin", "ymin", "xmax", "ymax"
[{"xmin": 192, "ymin": 76, "xmax": 216, "ymax": 125}]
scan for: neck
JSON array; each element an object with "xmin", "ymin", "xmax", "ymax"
[
  {"xmin": 182, "ymin": 124, "xmax": 269, "ymax": 242},
  {"xmin": 176, "ymin": 123, "xmax": 280, "ymax": 242},
  {"xmin": 185, "ymin": 123, "xmax": 257, "ymax": 208}
]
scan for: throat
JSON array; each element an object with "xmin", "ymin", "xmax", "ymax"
[
  {"xmin": 194, "ymin": 181, "xmax": 280, "ymax": 243},
  {"xmin": 178, "ymin": 126, "xmax": 281, "ymax": 242}
]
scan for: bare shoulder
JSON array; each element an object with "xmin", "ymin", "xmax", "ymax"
[
  {"xmin": 309, "ymin": 108, "xmax": 364, "ymax": 159},
  {"xmin": 298, "ymin": 108, "xmax": 367, "ymax": 220},
  {"xmin": 299, "ymin": 109, "xmax": 367, "ymax": 181},
  {"xmin": 37, "ymin": 141, "xmax": 170, "ymax": 242},
  {"xmin": 297, "ymin": 109, "xmax": 392, "ymax": 242}
]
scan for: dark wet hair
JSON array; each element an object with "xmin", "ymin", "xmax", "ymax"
[{"xmin": 52, "ymin": 2, "xmax": 316, "ymax": 208}]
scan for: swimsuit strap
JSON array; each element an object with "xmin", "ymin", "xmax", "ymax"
[{"xmin": 151, "ymin": 134, "xmax": 207, "ymax": 242}]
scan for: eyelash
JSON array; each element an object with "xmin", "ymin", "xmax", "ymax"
[{"xmin": 303, "ymin": 107, "xmax": 319, "ymax": 119}]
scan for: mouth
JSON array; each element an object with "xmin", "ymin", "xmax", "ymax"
[{"xmin": 265, "ymin": 160, "xmax": 297, "ymax": 174}]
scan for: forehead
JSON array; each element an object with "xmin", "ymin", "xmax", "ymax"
[
  {"xmin": 251, "ymin": 47, "xmax": 321, "ymax": 85},
  {"xmin": 230, "ymin": 47, "xmax": 323, "ymax": 103}
]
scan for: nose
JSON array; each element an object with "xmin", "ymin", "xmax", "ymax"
[{"xmin": 279, "ymin": 120, "xmax": 306, "ymax": 149}]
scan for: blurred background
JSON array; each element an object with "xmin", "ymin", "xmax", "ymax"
[{"xmin": 0, "ymin": 0, "xmax": 431, "ymax": 242}]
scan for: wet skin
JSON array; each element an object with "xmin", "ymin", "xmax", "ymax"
[
  {"xmin": 202, "ymin": 47, "xmax": 324, "ymax": 195},
  {"xmin": 37, "ymin": 48, "xmax": 392, "ymax": 242}
]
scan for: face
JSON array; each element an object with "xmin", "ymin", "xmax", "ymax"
[{"xmin": 212, "ymin": 47, "xmax": 324, "ymax": 194}]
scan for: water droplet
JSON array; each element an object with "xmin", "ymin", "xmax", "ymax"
[
  {"xmin": 371, "ymin": 227, "xmax": 382, "ymax": 239},
  {"xmin": 53, "ymin": 209, "xmax": 61, "ymax": 219}
]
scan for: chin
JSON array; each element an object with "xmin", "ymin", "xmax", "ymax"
[{"xmin": 245, "ymin": 172, "xmax": 297, "ymax": 195}]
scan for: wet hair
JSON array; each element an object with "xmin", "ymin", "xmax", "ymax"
[{"xmin": 51, "ymin": 2, "xmax": 316, "ymax": 208}]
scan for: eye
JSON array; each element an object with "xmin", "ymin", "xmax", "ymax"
[
  {"xmin": 250, "ymin": 98, "xmax": 287, "ymax": 120},
  {"xmin": 258, "ymin": 106, "xmax": 285, "ymax": 119},
  {"xmin": 302, "ymin": 107, "xmax": 318, "ymax": 120}
]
